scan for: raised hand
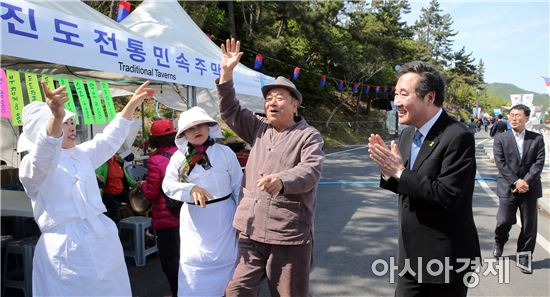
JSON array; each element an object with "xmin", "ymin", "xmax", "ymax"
[
  {"xmin": 120, "ymin": 80, "xmax": 154, "ymax": 120},
  {"xmin": 41, "ymin": 81, "xmax": 68, "ymax": 120},
  {"xmin": 220, "ymin": 38, "xmax": 243, "ymax": 83}
]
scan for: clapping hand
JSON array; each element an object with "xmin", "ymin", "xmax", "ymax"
[{"xmin": 368, "ymin": 134, "xmax": 405, "ymax": 179}]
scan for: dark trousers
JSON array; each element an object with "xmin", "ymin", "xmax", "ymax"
[
  {"xmin": 156, "ymin": 227, "xmax": 180, "ymax": 297},
  {"xmin": 225, "ymin": 233, "xmax": 312, "ymax": 297},
  {"xmin": 102, "ymin": 189, "xmax": 129, "ymax": 224},
  {"xmin": 494, "ymin": 196, "xmax": 538, "ymax": 253},
  {"xmin": 395, "ymin": 271, "xmax": 468, "ymax": 297}
]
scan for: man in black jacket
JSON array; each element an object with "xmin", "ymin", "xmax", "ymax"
[
  {"xmin": 368, "ymin": 61, "xmax": 481, "ymax": 297},
  {"xmin": 492, "ymin": 104, "xmax": 545, "ymax": 274},
  {"xmin": 490, "ymin": 114, "xmax": 509, "ymax": 137}
]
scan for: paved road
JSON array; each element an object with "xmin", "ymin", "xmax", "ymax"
[
  {"xmin": 128, "ymin": 130, "xmax": 550, "ymax": 297},
  {"xmin": 309, "ymin": 132, "xmax": 550, "ymax": 297}
]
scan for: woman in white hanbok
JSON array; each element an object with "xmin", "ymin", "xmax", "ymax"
[
  {"xmin": 18, "ymin": 81, "xmax": 154, "ymax": 296},
  {"xmin": 163, "ymin": 107, "xmax": 242, "ymax": 297}
]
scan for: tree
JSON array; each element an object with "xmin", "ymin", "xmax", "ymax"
[
  {"xmin": 414, "ymin": 0, "xmax": 457, "ymax": 67},
  {"xmin": 450, "ymin": 46, "xmax": 477, "ymax": 84},
  {"xmin": 476, "ymin": 59, "xmax": 485, "ymax": 84}
]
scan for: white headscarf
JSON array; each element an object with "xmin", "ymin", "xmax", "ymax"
[
  {"xmin": 175, "ymin": 106, "xmax": 221, "ymax": 151},
  {"xmin": 17, "ymin": 102, "xmax": 75, "ymax": 153}
]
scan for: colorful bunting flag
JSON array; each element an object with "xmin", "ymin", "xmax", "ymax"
[
  {"xmin": 254, "ymin": 54, "xmax": 264, "ymax": 70},
  {"xmin": 352, "ymin": 82, "xmax": 360, "ymax": 94},
  {"xmin": 364, "ymin": 85, "xmax": 371, "ymax": 94},
  {"xmin": 338, "ymin": 80, "xmax": 344, "ymax": 91},
  {"xmin": 116, "ymin": 1, "xmax": 131, "ymax": 22},
  {"xmin": 543, "ymin": 76, "xmax": 550, "ymax": 96},
  {"xmin": 320, "ymin": 75, "xmax": 326, "ymax": 88},
  {"xmin": 375, "ymin": 86, "xmax": 381, "ymax": 94},
  {"xmin": 293, "ymin": 67, "xmax": 301, "ymax": 80}
]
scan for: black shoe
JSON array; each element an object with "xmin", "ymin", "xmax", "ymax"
[
  {"xmin": 518, "ymin": 254, "xmax": 532, "ymax": 274},
  {"xmin": 493, "ymin": 243, "xmax": 503, "ymax": 258}
]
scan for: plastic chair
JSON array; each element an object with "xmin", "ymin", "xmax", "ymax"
[
  {"xmin": 118, "ymin": 216, "xmax": 157, "ymax": 266},
  {"xmin": 2, "ymin": 236, "xmax": 38, "ymax": 297}
]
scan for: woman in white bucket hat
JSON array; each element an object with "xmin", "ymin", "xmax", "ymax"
[
  {"xmin": 162, "ymin": 106, "xmax": 243, "ymax": 297},
  {"xmin": 18, "ymin": 81, "xmax": 154, "ymax": 296}
]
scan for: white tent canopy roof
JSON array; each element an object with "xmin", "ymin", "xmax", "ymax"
[
  {"xmin": 2, "ymin": 0, "xmax": 271, "ymax": 114},
  {"xmin": 120, "ymin": 0, "xmax": 271, "ymax": 114}
]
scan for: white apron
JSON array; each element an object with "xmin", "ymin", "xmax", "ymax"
[
  {"xmin": 19, "ymin": 114, "xmax": 134, "ymax": 296},
  {"xmin": 163, "ymin": 144, "xmax": 243, "ymax": 297},
  {"xmin": 33, "ymin": 215, "xmax": 131, "ymax": 296},
  {"xmin": 178, "ymin": 199, "xmax": 238, "ymax": 296}
]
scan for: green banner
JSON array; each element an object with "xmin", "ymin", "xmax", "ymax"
[
  {"xmin": 73, "ymin": 79, "xmax": 94, "ymax": 125},
  {"xmin": 6, "ymin": 70, "xmax": 24, "ymax": 126},
  {"xmin": 100, "ymin": 80, "xmax": 116, "ymax": 121},
  {"xmin": 24, "ymin": 73, "xmax": 43, "ymax": 103},
  {"xmin": 42, "ymin": 75, "xmax": 56, "ymax": 92},
  {"xmin": 86, "ymin": 80, "xmax": 106, "ymax": 124},
  {"xmin": 57, "ymin": 77, "xmax": 79, "ymax": 125}
]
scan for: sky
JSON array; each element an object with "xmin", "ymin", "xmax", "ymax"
[{"xmin": 402, "ymin": 0, "xmax": 549, "ymax": 95}]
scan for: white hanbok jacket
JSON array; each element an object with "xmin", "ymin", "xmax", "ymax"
[
  {"xmin": 19, "ymin": 114, "xmax": 133, "ymax": 296},
  {"xmin": 163, "ymin": 143, "xmax": 242, "ymax": 297}
]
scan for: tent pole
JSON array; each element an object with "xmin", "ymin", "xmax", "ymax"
[
  {"xmin": 141, "ymin": 102, "xmax": 146, "ymax": 157},
  {"xmin": 187, "ymin": 85, "xmax": 196, "ymax": 108}
]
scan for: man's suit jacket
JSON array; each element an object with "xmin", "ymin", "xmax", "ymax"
[
  {"xmin": 381, "ymin": 110, "xmax": 481, "ymax": 284},
  {"xmin": 493, "ymin": 129, "xmax": 545, "ymax": 199}
]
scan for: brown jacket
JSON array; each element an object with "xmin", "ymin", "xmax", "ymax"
[{"xmin": 217, "ymin": 80, "xmax": 324, "ymax": 245}]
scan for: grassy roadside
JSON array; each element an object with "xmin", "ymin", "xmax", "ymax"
[{"xmin": 302, "ymin": 95, "xmax": 391, "ymax": 150}]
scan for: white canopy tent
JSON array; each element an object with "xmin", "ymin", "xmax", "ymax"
[
  {"xmin": 2, "ymin": 0, "xmax": 272, "ymax": 114},
  {"xmin": 1, "ymin": 0, "xmax": 273, "ymax": 165},
  {"xmin": 120, "ymin": 0, "xmax": 271, "ymax": 116}
]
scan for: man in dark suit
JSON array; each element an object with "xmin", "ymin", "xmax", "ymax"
[
  {"xmin": 368, "ymin": 61, "xmax": 481, "ymax": 297},
  {"xmin": 492, "ymin": 104, "xmax": 545, "ymax": 274},
  {"xmin": 490, "ymin": 114, "xmax": 509, "ymax": 137}
]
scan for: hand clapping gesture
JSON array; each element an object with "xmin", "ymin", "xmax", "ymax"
[{"xmin": 368, "ymin": 134, "xmax": 405, "ymax": 179}]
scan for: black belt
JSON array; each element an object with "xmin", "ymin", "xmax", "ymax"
[{"xmin": 186, "ymin": 194, "xmax": 232, "ymax": 206}]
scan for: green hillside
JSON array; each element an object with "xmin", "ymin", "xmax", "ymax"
[{"xmin": 485, "ymin": 83, "xmax": 550, "ymax": 110}]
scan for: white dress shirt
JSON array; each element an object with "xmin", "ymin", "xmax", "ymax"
[
  {"xmin": 513, "ymin": 128, "xmax": 526, "ymax": 158},
  {"xmin": 410, "ymin": 108, "xmax": 443, "ymax": 169}
]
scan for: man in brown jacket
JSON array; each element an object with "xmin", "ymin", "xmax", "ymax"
[{"xmin": 216, "ymin": 38, "xmax": 325, "ymax": 297}]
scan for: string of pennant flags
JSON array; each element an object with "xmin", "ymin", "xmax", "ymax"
[
  {"xmin": 208, "ymin": 35, "xmax": 396, "ymax": 95},
  {"xmin": 0, "ymin": 68, "xmax": 118, "ymax": 126}
]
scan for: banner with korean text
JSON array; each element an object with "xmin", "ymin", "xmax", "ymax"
[{"xmin": 0, "ymin": 0, "xmax": 271, "ymax": 97}]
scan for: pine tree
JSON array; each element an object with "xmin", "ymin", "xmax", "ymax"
[{"xmin": 414, "ymin": 0, "xmax": 457, "ymax": 67}]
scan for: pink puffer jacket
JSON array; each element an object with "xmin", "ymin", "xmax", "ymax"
[{"xmin": 141, "ymin": 146, "xmax": 179, "ymax": 230}]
